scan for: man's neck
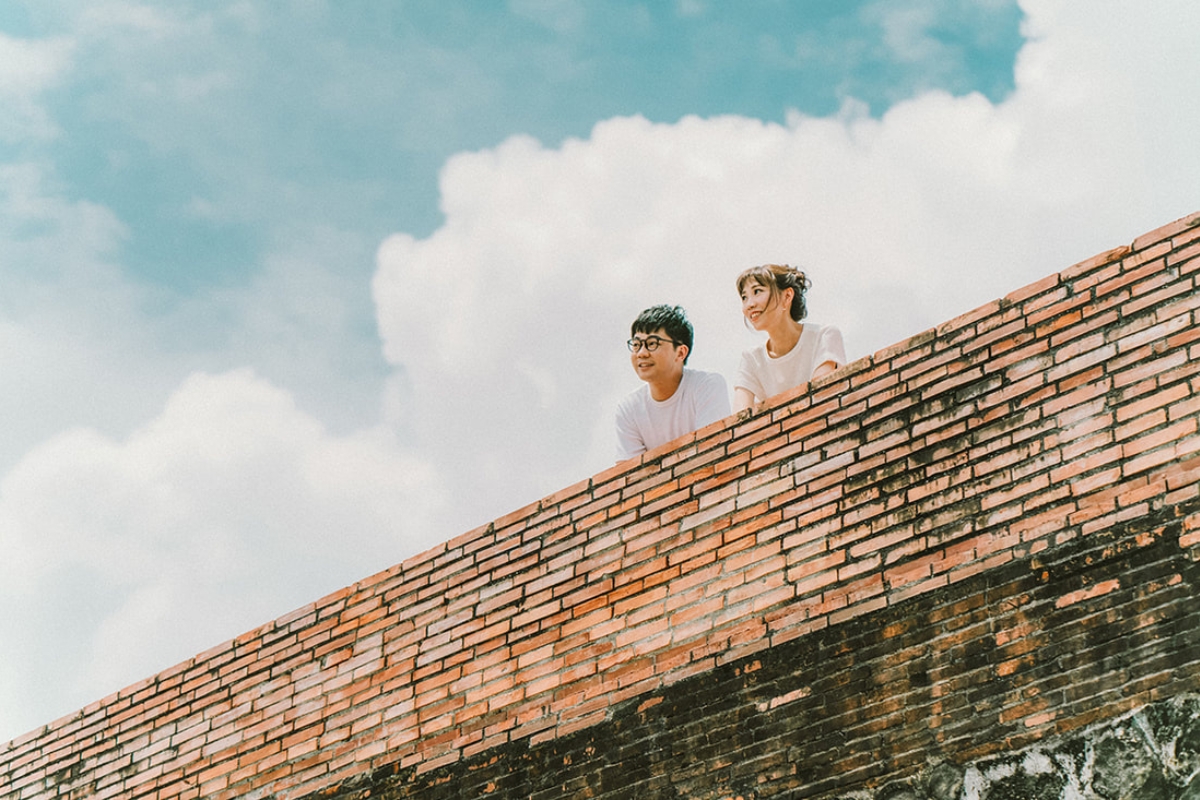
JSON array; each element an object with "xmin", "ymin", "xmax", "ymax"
[{"xmin": 648, "ymin": 369, "xmax": 684, "ymax": 402}]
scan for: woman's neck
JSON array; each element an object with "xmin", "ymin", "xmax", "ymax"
[{"xmin": 766, "ymin": 319, "xmax": 803, "ymax": 358}]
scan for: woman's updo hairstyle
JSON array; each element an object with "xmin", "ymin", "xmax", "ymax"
[{"xmin": 736, "ymin": 264, "xmax": 812, "ymax": 321}]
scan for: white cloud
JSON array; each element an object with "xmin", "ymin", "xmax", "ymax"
[
  {"xmin": 76, "ymin": 1, "xmax": 200, "ymax": 41},
  {"xmin": 508, "ymin": 0, "xmax": 587, "ymax": 34},
  {"xmin": 374, "ymin": 0, "xmax": 1200, "ymax": 533},
  {"xmin": 4, "ymin": 0, "xmax": 1199, "ymax": 746},
  {"xmin": 870, "ymin": 2, "xmax": 945, "ymax": 64},
  {"xmin": 0, "ymin": 161, "xmax": 171, "ymax": 480},
  {"xmin": 0, "ymin": 31, "xmax": 72, "ymax": 93},
  {"xmin": 0, "ymin": 158, "xmax": 388, "ymax": 478},
  {"xmin": 0, "ymin": 162, "xmax": 128, "ymax": 287},
  {"xmin": 0, "ymin": 31, "xmax": 72, "ymax": 141},
  {"xmin": 0, "ymin": 369, "xmax": 444, "ymax": 736}
]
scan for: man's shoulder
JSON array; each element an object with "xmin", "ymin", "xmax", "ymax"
[
  {"xmin": 682, "ymin": 367, "xmax": 728, "ymax": 392},
  {"xmin": 684, "ymin": 366, "xmax": 727, "ymax": 382},
  {"xmin": 616, "ymin": 383, "xmax": 650, "ymax": 414}
]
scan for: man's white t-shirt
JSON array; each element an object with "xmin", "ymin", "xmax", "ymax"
[
  {"xmin": 615, "ymin": 368, "xmax": 731, "ymax": 461},
  {"xmin": 734, "ymin": 322, "xmax": 846, "ymax": 403}
]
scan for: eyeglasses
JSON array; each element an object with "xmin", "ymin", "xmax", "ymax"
[{"xmin": 627, "ymin": 336, "xmax": 677, "ymax": 353}]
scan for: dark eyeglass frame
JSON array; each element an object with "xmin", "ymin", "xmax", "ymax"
[{"xmin": 627, "ymin": 336, "xmax": 678, "ymax": 353}]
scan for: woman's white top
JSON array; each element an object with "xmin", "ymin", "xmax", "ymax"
[{"xmin": 734, "ymin": 322, "xmax": 846, "ymax": 402}]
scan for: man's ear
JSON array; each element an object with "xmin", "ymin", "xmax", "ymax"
[{"xmin": 676, "ymin": 344, "xmax": 689, "ymax": 363}]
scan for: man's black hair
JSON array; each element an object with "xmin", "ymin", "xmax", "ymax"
[{"xmin": 631, "ymin": 305, "xmax": 694, "ymax": 364}]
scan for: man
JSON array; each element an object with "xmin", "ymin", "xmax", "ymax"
[{"xmin": 615, "ymin": 305, "xmax": 731, "ymax": 462}]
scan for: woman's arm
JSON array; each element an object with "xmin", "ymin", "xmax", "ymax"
[
  {"xmin": 733, "ymin": 386, "xmax": 756, "ymax": 413},
  {"xmin": 811, "ymin": 360, "xmax": 838, "ymax": 381}
]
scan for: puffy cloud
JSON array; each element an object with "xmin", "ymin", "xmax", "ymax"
[
  {"xmin": 374, "ymin": 0, "xmax": 1200, "ymax": 533},
  {"xmin": 4, "ymin": 0, "xmax": 1199, "ymax": 745},
  {"xmin": 0, "ymin": 369, "xmax": 444, "ymax": 736}
]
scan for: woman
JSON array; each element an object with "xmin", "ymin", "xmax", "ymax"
[{"xmin": 733, "ymin": 264, "xmax": 846, "ymax": 413}]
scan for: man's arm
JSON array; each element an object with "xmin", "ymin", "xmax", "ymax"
[{"xmin": 615, "ymin": 400, "xmax": 647, "ymax": 462}]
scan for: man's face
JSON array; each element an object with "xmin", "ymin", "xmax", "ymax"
[{"xmin": 628, "ymin": 328, "xmax": 687, "ymax": 385}]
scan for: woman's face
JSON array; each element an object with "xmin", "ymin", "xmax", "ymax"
[{"xmin": 740, "ymin": 280, "xmax": 793, "ymax": 331}]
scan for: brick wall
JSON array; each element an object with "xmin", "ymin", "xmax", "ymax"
[{"xmin": 3, "ymin": 211, "xmax": 1199, "ymax": 800}]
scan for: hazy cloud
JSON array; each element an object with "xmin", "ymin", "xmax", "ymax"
[
  {"xmin": 0, "ymin": 31, "xmax": 72, "ymax": 141},
  {"xmin": 0, "ymin": 369, "xmax": 444, "ymax": 730}
]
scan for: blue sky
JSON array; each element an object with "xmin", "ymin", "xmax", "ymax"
[{"xmin": 1, "ymin": 0, "xmax": 1197, "ymax": 744}]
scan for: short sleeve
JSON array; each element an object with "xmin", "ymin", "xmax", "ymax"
[
  {"xmin": 734, "ymin": 349, "xmax": 765, "ymax": 399},
  {"xmin": 614, "ymin": 396, "xmax": 646, "ymax": 461},
  {"xmin": 814, "ymin": 325, "xmax": 847, "ymax": 371},
  {"xmin": 693, "ymin": 371, "xmax": 732, "ymax": 429}
]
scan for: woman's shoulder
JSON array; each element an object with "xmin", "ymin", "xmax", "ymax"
[
  {"xmin": 804, "ymin": 322, "xmax": 847, "ymax": 366},
  {"xmin": 738, "ymin": 342, "xmax": 771, "ymax": 364},
  {"xmin": 802, "ymin": 321, "xmax": 838, "ymax": 336},
  {"xmin": 801, "ymin": 321, "xmax": 844, "ymax": 347}
]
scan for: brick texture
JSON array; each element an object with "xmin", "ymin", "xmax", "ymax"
[{"xmin": 2, "ymin": 211, "xmax": 1199, "ymax": 800}]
